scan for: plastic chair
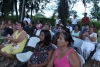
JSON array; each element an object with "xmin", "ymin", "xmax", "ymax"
[
  {"xmin": 78, "ymin": 53, "xmax": 85, "ymax": 67},
  {"xmin": 35, "ymin": 30, "xmax": 41, "ymax": 36},
  {"xmin": 16, "ymin": 37, "xmax": 40, "ymax": 62},
  {"xmin": 73, "ymin": 37, "xmax": 83, "ymax": 53}
]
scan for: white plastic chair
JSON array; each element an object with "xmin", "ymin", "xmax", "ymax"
[
  {"xmin": 27, "ymin": 34, "xmax": 30, "ymax": 39},
  {"xmin": 73, "ymin": 37, "xmax": 83, "ymax": 49},
  {"xmin": 78, "ymin": 53, "xmax": 85, "ymax": 67},
  {"xmin": 35, "ymin": 30, "xmax": 41, "ymax": 36},
  {"xmin": 73, "ymin": 37, "xmax": 83, "ymax": 53},
  {"xmin": 16, "ymin": 37, "xmax": 40, "ymax": 62}
]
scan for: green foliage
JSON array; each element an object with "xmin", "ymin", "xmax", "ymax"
[{"xmin": 31, "ymin": 16, "xmax": 55, "ymax": 26}]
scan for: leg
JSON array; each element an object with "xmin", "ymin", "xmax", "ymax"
[
  {"xmin": 0, "ymin": 44, "xmax": 4, "ymax": 61},
  {"xmin": 1, "ymin": 52, "xmax": 13, "ymax": 67}
]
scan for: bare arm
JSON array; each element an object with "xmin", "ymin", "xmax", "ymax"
[
  {"xmin": 32, "ymin": 50, "xmax": 54, "ymax": 67},
  {"xmin": 68, "ymin": 51, "xmax": 81, "ymax": 67},
  {"xmin": 7, "ymin": 31, "xmax": 27, "ymax": 43},
  {"xmin": 47, "ymin": 51, "xmax": 56, "ymax": 67}
]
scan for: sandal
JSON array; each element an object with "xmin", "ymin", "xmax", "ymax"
[
  {"xmin": 4, "ymin": 62, "xmax": 13, "ymax": 67},
  {"xmin": 12, "ymin": 62, "xmax": 18, "ymax": 67},
  {"xmin": 0, "ymin": 56, "xmax": 4, "ymax": 61}
]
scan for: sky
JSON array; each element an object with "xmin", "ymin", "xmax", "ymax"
[
  {"xmin": 43, "ymin": 1, "xmax": 93, "ymax": 19},
  {"xmin": 16, "ymin": 0, "xmax": 93, "ymax": 19}
]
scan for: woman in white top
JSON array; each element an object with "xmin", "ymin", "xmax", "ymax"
[
  {"xmin": 81, "ymin": 27, "xmax": 97, "ymax": 59},
  {"xmin": 23, "ymin": 14, "xmax": 31, "ymax": 25}
]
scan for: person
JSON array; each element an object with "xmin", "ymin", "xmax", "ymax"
[
  {"xmin": 20, "ymin": 30, "xmax": 54, "ymax": 67},
  {"xmin": 2, "ymin": 20, "xmax": 15, "ymax": 36},
  {"xmin": 71, "ymin": 15, "xmax": 78, "ymax": 30},
  {"xmin": 47, "ymin": 32, "xmax": 81, "ymax": 67},
  {"xmin": 81, "ymin": 13, "xmax": 89, "ymax": 32},
  {"xmin": 23, "ymin": 20, "xmax": 29, "ymax": 31},
  {"xmin": 26, "ymin": 22, "xmax": 35, "ymax": 37},
  {"xmin": 0, "ymin": 21, "xmax": 28, "ymax": 67},
  {"xmin": 44, "ymin": 23, "xmax": 54, "ymax": 39},
  {"xmin": 65, "ymin": 21, "xmax": 72, "ymax": 32},
  {"xmin": 81, "ymin": 27, "xmax": 97, "ymax": 59},
  {"xmin": 71, "ymin": 24, "xmax": 82, "ymax": 39},
  {"xmin": 82, "ymin": 24, "xmax": 89, "ymax": 34},
  {"xmin": 90, "ymin": 23, "xmax": 97, "ymax": 33},
  {"xmin": 53, "ymin": 24, "xmax": 60, "ymax": 34},
  {"xmin": 91, "ymin": 27, "xmax": 100, "ymax": 67},
  {"xmin": 55, "ymin": 15, "xmax": 61, "ymax": 25},
  {"xmin": 36, "ymin": 20, "xmax": 43, "ymax": 30},
  {"xmin": 23, "ymin": 14, "xmax": 31, "ymax": 25}
]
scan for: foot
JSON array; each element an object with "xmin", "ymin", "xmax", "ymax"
[
  {"xmin": 12, "ymin": 62, "xmax": 18, "ymax": 67},
  {"xmin": 4, "ymin": 61, "xmax": 13, "ymax": 67},
  {"xmin": 0, "ymin": 56, "xmax": 4, "ymax": 61}
]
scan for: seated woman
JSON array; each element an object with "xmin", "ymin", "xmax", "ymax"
[
  {"xmin": 20, "ymin": 30, "xmax": 54, "ymax": 67},
  {"xmin": 47, "ymin": 32, "xmax": 81, "ymax": 67},
  {"xmin": 81, "ymin": 27, "xmax": 97, "ymax": 59},
  {"xmin": 71, "ymin": 24, "xmax": 82, "ymax": 39},
  {"xmin": 26, "ymin": 22, "xmax": 35, "ymax": 37},
  {"xmin": 0, "ymin": 21, "xmax": 28, "ymax": 67}
]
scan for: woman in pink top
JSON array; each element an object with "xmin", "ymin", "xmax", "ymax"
[
  {"xmin": 36, "ymin": 20, "xmax": 42, "ymax": 30},
  {"xmin": 47, "ymin": 32, "xmax": 81, "ymax": 67}
]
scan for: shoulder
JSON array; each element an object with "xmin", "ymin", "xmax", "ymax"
[{"xmin": 68, "ymin": 49, "xmax": 79, "ymax": 60}]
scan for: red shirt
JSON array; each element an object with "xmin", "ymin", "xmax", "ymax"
[{"xmin": 82, "ymin": 16, "xmax": 89, "ymax": 25}]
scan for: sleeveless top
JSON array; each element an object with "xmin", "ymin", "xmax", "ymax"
[
  {"xmin": 54, "ymin": 48, "xmax": 73, "ymax": 67},
  {"xmin": 71, "ymin": 30, "xmax": 80, "ymax": 37},
  {"xmin": 12, "ymin": 30, "xmax": 27, "ymax": 47}
]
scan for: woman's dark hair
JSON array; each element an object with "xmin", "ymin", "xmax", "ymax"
[
  {"xmin": 74, "ymin": 24, "xmax": 80, "ymax": 30},
  {"xmin": 26, "ymin": 14, "xmax": 29, "ymax": 18},
  {"xmin": 61, "ymin": 32, "xmax": 74, "ymax": 46},
  {"xmin": 24, "ymin": 20, "xmax": 28, "ymax": 25},
  {"xmin": 38, "ymin": 20, "xmax": 42, "ymax": 24},
  {"xmin": 38, "ymin": 30, "xmax": 51, "ymax": 47},
  {"xmin": 18, "ymin": 21, "xmax": 25, "ymax": 28}
]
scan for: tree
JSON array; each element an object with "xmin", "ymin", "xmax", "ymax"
[{"xmin": 91, "ymin": 1, "xmax": 100, "ymax": 20}]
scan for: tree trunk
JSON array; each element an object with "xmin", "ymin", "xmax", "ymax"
[
  {"xmin": 14, "ymin": 0, "xmax": 18, "ymax": 20},
  {"xmin": 58, "ymin": 0, "xmax": 69, "ymax": 21},
  {"xmin": 19, "ymin": 0, "xmax": 25, "ymax": 22}
]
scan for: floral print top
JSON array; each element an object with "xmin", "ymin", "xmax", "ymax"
[{"xmin": 30, "ymin": 43, "xmax": 54, "ymax": 64}]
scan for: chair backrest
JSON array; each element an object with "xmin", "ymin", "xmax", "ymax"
[
  {"xmin": 35, "ymin": 30, "xmax": 41, "ymax": 36},
  {"xmin": 73, "ymin": 37, "xmax": 83, "ymax": 49},
  {"xmin": 27, "ymin": 34, "xmax": 30, "ymax": 39},
  {"xmin": 78, "ymin": 53, "xmax": 85, "ymax": 67},
  {"xmin": 27, "ymin": 37, "xmax": 40, "ymax": 48}
]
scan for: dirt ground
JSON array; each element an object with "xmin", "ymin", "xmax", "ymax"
[{"xmin": 0, "ymin": 57, "xmax": 92, "ymax": 67}]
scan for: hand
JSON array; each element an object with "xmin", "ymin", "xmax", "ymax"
[
  {"xmin": 32, "ymin": 64, "xmax": 38, "ymax": 67},
  {"xmin": 4, "ymin": 37, "xmax": 9, "ymax": 40},
  {"xmin": 28, "ymin": 60, "xmax": 32, "ymax": 67},
  {"xmin": 1, "ymin": 21, "xmax": 5, "ymax": 25},
  {"xmin": 85, "ymin": 32, "xmax": 89, "ymax": 37}
]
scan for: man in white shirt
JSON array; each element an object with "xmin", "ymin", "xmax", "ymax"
[
  {"xmin": 71, "ymin": 15, "xmax": 78, "ymax": 30},
  {"xmin": 55, "ymin": 16, "xmax": 61, "ymax": 25}
]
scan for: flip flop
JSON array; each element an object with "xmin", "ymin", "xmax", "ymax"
[
  {"xmin": 12, "ymin": 62, "xmax": 18, "ymax": 67},
  {"xmin": 4, "ymin": 62, "xmax": 13, "ymax": 67}
]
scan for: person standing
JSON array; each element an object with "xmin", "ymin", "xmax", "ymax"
[
  {"xmin": 81, "ymin": 13, "xmax": 90, "ymax": 32},
  {"xmin": 71, "ymin": 15, "xmax": 78, "ymax": 30},
  {"xmin": 55, "ymin": 15, "xmax": 61, "ymax": 25},
  {"xmin": 23, "ymin": 14, "xmax": 31, "ymax": 25}
]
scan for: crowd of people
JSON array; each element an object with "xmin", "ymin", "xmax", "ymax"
[{"xmin": 0, "ymin": 13, "xmax": 99, "ymax": 67}]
